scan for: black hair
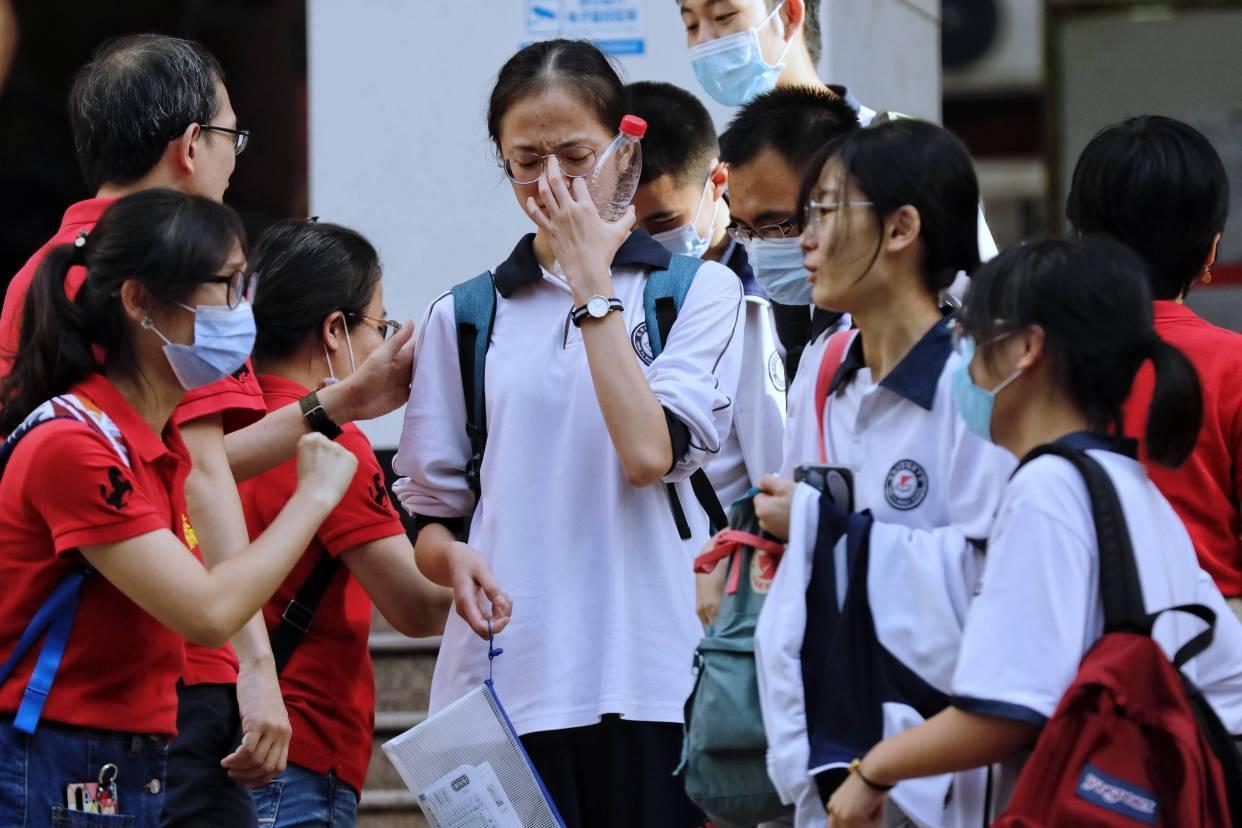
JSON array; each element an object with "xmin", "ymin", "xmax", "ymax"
[
  {"xmin": 628, "ymin": 81, "xmax": 718, "ymax": 187},
  {"xmin": 250, "ymin": 220, "xmax": 382, "ymax": 361},
  {"xmin": 0, "ymin": 189, "xmax": 245, "ymax": 434},
  {"xmin": 487, "ymin": 39, "xmax": 626, "ymax": 154},
  {"xmin": 69, "ymin": 34, "xmax": 225, "ymax": 192},
  {"xmin": 719, "ymin": 86, "xmax": 859, "ymax": 173},
  {"xmin": 960, "ymin": 238, "xmax": 1202, "ymax": 468},
  {"xmin": 1066, "ymin": 115, "xmax": 1229, "ymax": 301},
  {"xmin": 796, "ymin": 118, "xmax": 980, "ymax": 294}
]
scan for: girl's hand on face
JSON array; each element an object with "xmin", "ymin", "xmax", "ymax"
[
  {"xmin": 754, "ymin": 474, "xmax": 795, "ymax": 541},
  {"xmin": 523, "ymin": 155, "xmax": 635, "ymax": 305},
  {"xmin": 826, "ymin": 772, "xmax": 887, "ymax": 828}
]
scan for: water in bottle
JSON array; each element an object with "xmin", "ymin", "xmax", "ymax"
[{"xmin": 587, "ymin": 115, "xmax": 646, "ymax": 222}]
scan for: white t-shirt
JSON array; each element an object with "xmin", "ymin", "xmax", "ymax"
[
  {"xmin": 393, "ymin": 232, "xmax": 744, "ymax": 735},
  {"xmin": 953, "ymin": 437, "xmax": 1242, "ymax": 817}
]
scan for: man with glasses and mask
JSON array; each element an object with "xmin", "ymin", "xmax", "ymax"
[{"xmin": 0, "ymin": 35, "xmax": 416, "ymax": 827}]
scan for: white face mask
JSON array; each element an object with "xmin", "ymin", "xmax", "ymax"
[
  {"xmin": 651, "ymin": 179, "xmax": 721, "ymax": 259},
  {"xmin": 744, "ymin": 236, "xmax": 814, "ymax": 305},
  {"xmin": 322, "ymin": 322, "xmax": 357, "ymax": 386}
]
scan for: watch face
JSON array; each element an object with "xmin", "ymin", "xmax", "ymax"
[{"xmin": 587, "ymin": 296, "xmax": 610, "ymax": 318}]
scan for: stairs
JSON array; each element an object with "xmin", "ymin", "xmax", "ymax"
[{"xmin": 359, "ymin": 609, "xmax": 437, "ymax": 827}]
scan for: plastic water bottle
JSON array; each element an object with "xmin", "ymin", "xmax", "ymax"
[{"xmin": 588, "ymin": 115, "xmax": 646, "ymax": 222}]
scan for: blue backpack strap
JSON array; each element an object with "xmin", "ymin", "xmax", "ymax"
[
  {"xmin": 641, "ymin": 256, "xmax": 730, "ymax": 537},
  {"xmin": 0, "ymin": 414, "xmax": 92, "ymax": 734},
  {"xmin": 452, "ymin": 273, "xmax": 498, "ymax": 498},
  {"xmin": 643, "ymin": 254, "xmax": 703, "ymax": 358}
]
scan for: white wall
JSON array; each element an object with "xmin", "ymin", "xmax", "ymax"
[{"xmin": 308, "ymin": 0, "xmax": 942, "ymax": 447}]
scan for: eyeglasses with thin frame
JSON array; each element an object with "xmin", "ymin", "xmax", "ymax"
[
  {"xmin": 726, "ymin": 216, "xmax": 802, "ymax": 243},
  {"xmin": 501, "ymin": 147, "xmax": 598, "ymax": 185},
  {"xmin": 198, "ymin": 124, "xmax": 251, "ymax": 155},
  {"xmin": 205, "ymin": 269, "xmax": 254, "ymax": 309},
  {"xmin": 948, "ymin": 317, "xmax": 1017, "ymax": 350},
  {"xmin": 803, "ymin": 200, "xmax": 874, "ymax": 235},
  {"xmin": 349, "ymin": 312, "xmax": 402, "ymax": 341}
]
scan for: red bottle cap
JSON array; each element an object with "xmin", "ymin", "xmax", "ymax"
[{"xmin": 619, "ymin": 115, "xmax": 647, "ymax": 138}]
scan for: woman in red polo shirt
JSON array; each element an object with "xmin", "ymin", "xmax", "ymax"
[
  {"xmin": 240, "ymin": 219, "xmax": 455, "ymax": 826},
  {"xmin": 0, "ymin": 189, "xmax": 359, "ymax": 828},
  {"xmin": 1067, "ymin": 116, "xmax": 1242, "ymax": 619}
]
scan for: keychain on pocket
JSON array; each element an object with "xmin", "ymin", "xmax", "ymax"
[{"xmin": 65, "ymin": 762, "xmax": 119, "ymax": 814}]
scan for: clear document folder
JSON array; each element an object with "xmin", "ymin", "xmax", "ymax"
[{"xmin": 382, "ymin": 679, "xmax": 564, "ymax": 828}]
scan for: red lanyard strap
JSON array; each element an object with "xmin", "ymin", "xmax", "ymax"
[{"xmin": 814, "ymin": 330, "xmax": 858, "ymax": 463}]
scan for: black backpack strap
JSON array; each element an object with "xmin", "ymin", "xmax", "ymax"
[
  {"xmin": 652, "ymin": 285, "xmax": 728, "ymax": 536},
  {"xmin": 1020, "ymin": 443, "xmax": 1149, "ymax": 634},
  {"xmin": 269, "ymin": 552, "xmax": 342, "ymax": 675}
]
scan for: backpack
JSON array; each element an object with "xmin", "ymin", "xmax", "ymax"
[
  {"xmin": 993, "ymin": 443, "xmax": 1242, "ymax": 828},
  {"xmin": 679, "ymin": 492, "xmax": 790, "ymax": 826},
  {"xmin": 0, "ymin": 395, "xmax": 125, "ymax": 734},
  {"xmin": 451, "ymin": 254, "xmax": 727, "ymax": 537},
  {"xmin": 676, "ymin": 329, "xmax": 858, "ymax": 826}
]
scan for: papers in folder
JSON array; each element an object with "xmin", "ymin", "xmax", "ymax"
[{"xmin": 382, "ymin": 682, "xmax": 563, "ymax": 828}]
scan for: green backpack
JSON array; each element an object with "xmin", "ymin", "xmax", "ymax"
[
  {"xmin": 450, "ymin": 254, "xmax": 728, "ymax": 536},
  {"xmin": 679, "ymin": 491, "xmax": 792, "ymax": 827}
]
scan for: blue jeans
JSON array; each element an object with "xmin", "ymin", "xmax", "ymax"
[
  {"xmin": 0, "ymin": 720, "xmax": 169, "ymax": 827},
  {"xmin": 250, "ymin": 763, "xmax": 358, "ymax": 827}
]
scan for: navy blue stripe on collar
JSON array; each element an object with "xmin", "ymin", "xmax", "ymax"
[
  {"xmin": 829, "ymin": 316, "xmax": 953, "ymax": 411},
  {"xmin": 1056, "ymin": 430, "xmax": 1139, "ymax": 459},
  {"xmin": 723, "ymin": 240, "xmax": 766, "ymax": 298},
  {"xmin": 492, "ymin": 229, "xmax": 673, "ymax": 298}
]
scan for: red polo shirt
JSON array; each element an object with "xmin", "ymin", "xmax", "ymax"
[
  {"xmin": 1123, "ymin": 301, "xmax": 1242, "ymax": 596},
  {"xmin": 0, "ymin": 195, "xmax": 269, "ymax": 686},
  {"xmin": 238, "ymin": 374, "xmax": 405, "ymax": 792},
  {"xmin": 0, "ymin": 373, "xmax": 193, "ymax": 735}
]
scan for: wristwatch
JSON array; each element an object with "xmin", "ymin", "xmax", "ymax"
[
  {"xmin": 571, "ymin": 295, "xmax": 624, "ymax": 327},
  {"xmin": 299, "ymin": 390, "xmax": 344, "ymax": 440}
]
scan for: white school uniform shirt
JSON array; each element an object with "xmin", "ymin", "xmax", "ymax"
[
  {"xmin": 755, "ymin": 317, "xmax": 1015, "ymax": 828},
  {"xmin": 392, "ymin": 231, "xmax": 744, "ymax": 735},
  {"xmin": 705, "ymin": 239, "xmax": 787, "ymax": 507},
  {"xmin": 953, "ymin": 433, "xmax": 1242, "ymax": 820}
]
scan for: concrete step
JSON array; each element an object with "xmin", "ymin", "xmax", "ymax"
[{"xmin": 362, "ymin": 607, "xmax": 439, "ymax": 823}]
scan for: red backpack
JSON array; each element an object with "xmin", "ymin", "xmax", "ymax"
[{"xmin": 994, "ymin": 444, "xmax": 1242, "ymax": 827}]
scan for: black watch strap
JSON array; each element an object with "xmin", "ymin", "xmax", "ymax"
[{"xmin": 299, "ymin": 390, "xmax": 344, "ymax": 440}]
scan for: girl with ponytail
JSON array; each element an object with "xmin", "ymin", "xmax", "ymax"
[
  {"xmin": 0, "ymin": 189, "xmax": 359, "ymax": 826},
  {"xmin": 825, "ymin": 238, "xmax": 1242, "ymax": 826}
]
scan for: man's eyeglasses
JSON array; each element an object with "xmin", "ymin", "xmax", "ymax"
[
  {"xmin": 349, "ymin": 313, "xmax": 402, "ymax": 341},
  {"xmin": 726, "ymin": 216, "xmax": 801, "ymax": 243},
  {"xmin": 198, "ymin": 124, "xmax": 251, "ymax": 155},
  {"xmin": 501, "ymin": 147, "xmax": 598, "ymax": 185},
  {"xmin": 803, "ymin": 200, "xmax": 874, "ymax": 235},
  {"xmin": 206, "ymin": 269, "xmax": 255, "ymax": 309}
]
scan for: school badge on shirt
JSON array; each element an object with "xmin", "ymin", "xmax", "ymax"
[
  {"xmin": 884, "ymin": 459, "xmax": 929, "ymax": 510},
  {"xmin": 630, "ymin": 321, "xmax": 655, "ymax": 365}
]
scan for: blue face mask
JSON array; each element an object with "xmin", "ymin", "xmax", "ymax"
[
  {"xmin": 651, "ymin": 180, "xmax": 719, "ymax": 259},
  {"xmin": 745, "ymin": 236, "xmax": 814, "ymax": 305},
  {"xmin": 143, "ymin": 301, "xmax": 256, "ymax": 390},
  {"xmin": 689, "ymin": 2, "xmax": 791, "ymax": 107},
  {"xmin": 951, "ymin": 336, "xmax": 1022, "ymax": 443}
]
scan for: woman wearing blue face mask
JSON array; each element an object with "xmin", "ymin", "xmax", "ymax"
[
  {"xmin": 825, "ymin": 238, "xmax": 1242, "ymax": 827},
  {"xmin": 0, "ymin": 189, "xmax": 360, "ymax": 827},
  {"xmin": 750, "ymin": 120, "xmax": 1014, "ymax": 828}
]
